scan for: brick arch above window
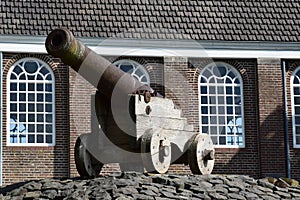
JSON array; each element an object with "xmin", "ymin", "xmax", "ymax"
[
  {"xmin": 198, "ymin": 62, "xmax": 245, "ymax": 147},
  {"xmin": 7, "ymin": 57, "xmax": 55, "ymax": 146}
]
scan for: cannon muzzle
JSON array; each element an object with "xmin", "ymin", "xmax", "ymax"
[{"xmin": 45, "ymin": 28, "xmax": 152, "ymax": 98}]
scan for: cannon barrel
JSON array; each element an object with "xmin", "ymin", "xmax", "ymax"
[{"xmin": 45, "ymin": 28, "xmax": 152, "ymax": 98}]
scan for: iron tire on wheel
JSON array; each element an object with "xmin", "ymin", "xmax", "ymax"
[
  {"xmin": 188, "ymin": 134, "xmax": 215, "ymax": 175},
  {"xmin": 75, "ymin": 134, "xmax": 103, "ymax": 178},
  {"xmin": 141, "ymin": 129, "xmax": 171, "ymax": 174}
]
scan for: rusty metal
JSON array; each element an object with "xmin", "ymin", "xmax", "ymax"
[{"xmin": 46, "ymin": 28, "xmax": 153, "ymax": 98}]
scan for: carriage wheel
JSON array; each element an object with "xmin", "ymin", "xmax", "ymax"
[
  {"xmin": 75, "ymin": 134, "xmax": 103, "ymax": 178},
  {"xmin": 188, "ymin": 134, "xmax": 215, "ymax": 175},
  {"xmin": 141, "ymin": 129, "xmax": 171, "ymax": 174}
]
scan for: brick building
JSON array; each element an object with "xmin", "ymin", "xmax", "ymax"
[{"xmin": 1, "ymin": 1, "xmax": 300, "ymax": 185}]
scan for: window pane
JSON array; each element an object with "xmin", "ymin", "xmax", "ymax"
[
  {"xmin": 8, "ymin": 58, "xmax": 55, "ymax": 145},
  {"xmin": 200, "ymin": 62, "xmax": 243, "ymax": 146}
]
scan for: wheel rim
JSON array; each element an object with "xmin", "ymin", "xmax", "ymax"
[
  {"xmin": 75, "ymin": 135, "xmax": 103, "ymax": 177},
  {"xmin": 141, "ymin": 129, "xmax": 171, "ymax": 173},
  {"xmin": 188, "ymin": 134, "xmax": 215, "ymax": 175}
]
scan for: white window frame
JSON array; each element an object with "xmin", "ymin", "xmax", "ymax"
[
  {"xmin": 291, "ymin": 66, "xmax": 300, "ymax": 148},
  {"xmin": 7, "ymin": 58, "xmax": 55, "ymax": 146},
  {"xmin": 113, "ymin": 59, "xmax": 150, "ymax": 85},
  {"xmin": 198, "ymin": 62, "xmax": 245, "ymax": 148}
]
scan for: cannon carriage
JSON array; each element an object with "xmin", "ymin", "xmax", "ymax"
[{"xmin": 45, "ymin": 28, "xmax": 215, "ymax": 177}]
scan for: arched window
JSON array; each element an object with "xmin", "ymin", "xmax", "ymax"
[
  {"xmin": 113, "ymin": 60, "xmax": 150, "ymax": 85},
  {"xmin": 199, "ymin": 62, "xmax": 244, "ymax": 147},
  {"xmin": 291, "ymin": 66, "xmax": 300, "ymax": 148},
  {"xmin": 7, "ymin": 58, "xmax": 55, "ymax": 146}
]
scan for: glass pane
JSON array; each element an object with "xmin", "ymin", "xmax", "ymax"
[
  {"xmin": 37, "ymin": 125, "xmax": 44, "ymax": 133},
  {"xmin": 19, "ymin": 83, "xmax": 26, "ymax": 91},
  {"xmin": 13, "ymin": 66, "xmax": 23, "ymax": 75},
  {"xmin": 234, "ymin": 87, "xmax": 241, "ymax": 95},
  {"xmin": 202, "ymin": 116, "xmax": 208, "ymax": 124},
  {"xmin": 28, "ymin": 83, "xmax": 35, "ymax": 91},
  {"xmin": 28, "ymin": 124, "xmax": 35, "ymax": 133},
  {"xmin": 200, "ymin": 77, "xmax": 207, "ymax": 83},
  {"xmin": 37, "ymin": 104, "xmax": 43, "ymax": 112},
  {"xmin": 210, "ymin": 106, "xmax": 216, "ymax": 114},
  {"xmin": 211, "ymin": 136, "xmax": 218, "ymax": 145},
  {"xmin": 296, "ymin": 117, "xmax": 300, "ymax": 124},
  {"xmin": 46, "ymin": 125, "xmax": 52, "ymax": 133},
  {"xmin": 200, "ymin": 86, "xmax": 207, "ymax": 94},
  {"xmin": 28, "ymin": 103, "xmax": 35, "ymax": 112},
  {"xmin": 46, "ymin": 135, "xmax": 53, "ymax": 143},
  {"xmin": 46, "ymin": 104, "xmax": 52, "ymax": 112},
  {"xmin": 10, "ymin": 93, "xmax": 17, "ymax": 101},
  {"xmin": 19, "ymin": 93, "xmax": 26, "ymax": 101},
  {"xmin": 28, "ymin": 93, "xmax": 35, "ymax": 101},
  {"xmin": 28, "ymin": 114, "xmax": 35, "ymax": 122},
  {"xmin": 19, "ymin": 114, "xmax": 26, "ymax": 122},
  {"xmin": 10, "ymin": 83, "xmax": 17, "ymax": 91},
  {"xmin": 201, "ymin": 96, "xmax": 208, "ymax": 104},
  {"xmin": 202, "ymin": 126, "xmax": 208, "ymax": 133},
  {"xmin": 227, "ymin": 136, "xmax": 234, "ymax": 145},
  {"xmin": 37, "ymin": 134, "xmax": 44, "ymax": 143},
  {"xmin": 226, "ymin": 86, "xmax": 232, "ymax": 94},
  {"xmin": 40, "ymin": 67, "xmax": 50, "ymax": 76},
  {"xmin": 209, "ymin": 86, "xmax": 216, "ymax": 94},
  {"xmin": 219, "ymin": 136, "xmax": 226, "ymax": 145},
  {"xmin": 296, "ymin": 136, "xmax": 300, "ymax": 145},
  {"xmin": 227, "ymin": 106, "xmax": 233, "ymax": 114},
  {"xmin": 10, "ymin": 103, "xmax": 17, "ymax": 112},
  {"xmin": 296, "ymin": 126, "xmax": 300, "ymax": 134},
  {"xmin": 235, "ymin": 106, "xmax": 241, "ymax": 115},
  {"xmin": 37, "ymin": 84, "xmax": 43, "ymax": 91},
  {"xmin": 210, "ymin": 116, "xmax": 217, "ymax": 124},
  {"xmin": 217, "ymin": 86, "xmax": 224, "ymax": 94},
  {"xmin": 24, "ymin": 61, "xmax": 38, "ymax": 73},
  {"xmin": 234, "ymin": 97, "xmax": 241, "ymax": 105},
  {"xmin": 46, "ymin": 84, "xmax": 52, "ymax": 92},
  {"xmin": 218, "ymin": 106, "xmax": 225, "ymax": 114},
  {"xmin": 37, "ymin": 114, "xmax": 44, "ymax": 122},
  {"xmin": 219, "ymin": 116, "xmax": 225, "ymax": 124},
  {"xmin": 46, "ymin": 94, "xmax": 52, "ymax": 102},
  {"xmin": 295, "ymin": 107, "xmax": 300, "ymax": 114},
  {"xmin": 218, "ymin": 96, "xmax": 224, "ymax": 104},
  {"xmin": 37, "ymin": 94, "xmax": 43, "ymax": 101},
  {"xmin": 210, "ymin": 126, "xmax": 217, "ymax": 133},
  {"xmin": 226, "ymin": 96, "xmax": 233, "ymax": 104},
  {"xmin": 19, "ymin": 103, "xmax": 26, "ymax": 111},
  {"xmin": 46, "ymin": 74, "xmax": 52, "ymax": 80},
  {"xmin": 120, "ymin": 64, "xmax": 133, "ymax": 73},
  {"xmin": 209, "ymin": 96, "xmax": 216, "ymax": 104},
  {"xmin": 46, "ymin": 114, "xmax": 53, "ymax": 123},
  {"xmin": 213, "ymin": 66, "xmax": 226, "ymax": 77},
  {"xmin": 28, "ymin": 134, "xmax": 35, "ymax": 143},
  {"xmin": 201, "ymin": 106, "xmax": 208, "ymax": 114}
]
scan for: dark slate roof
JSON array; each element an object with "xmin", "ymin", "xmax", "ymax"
[{"xmin": 1, "ymin": 0, "xmax": 300, "ymax": 42}]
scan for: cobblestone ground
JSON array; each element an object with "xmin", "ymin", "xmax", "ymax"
[{"xmin": 1, "ymin": 172, "xmax": 300, "ymax": 199}]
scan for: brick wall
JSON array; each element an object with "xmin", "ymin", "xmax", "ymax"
[
  {"xmin": 164, "ymin": 57, "xmax": 260, "ymax": 178},
  {"xmin": 2, "ymin": 53, "xmax": 69, "ymax": 185},
  {"xmin": 257, "ymin": 58, "xmax": 285, "ymax": 178}
]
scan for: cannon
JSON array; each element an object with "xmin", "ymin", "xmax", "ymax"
[{"xmin": 45, "ymin": 28, "xmax": 215, "ymax": 177}]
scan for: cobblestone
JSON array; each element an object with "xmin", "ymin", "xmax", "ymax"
[{"xmin": 1, "ymin": 172, "xmax": 300, "ymax": 199}]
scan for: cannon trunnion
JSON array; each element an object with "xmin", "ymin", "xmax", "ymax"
[{"xmin": 45, "ymin": 28, "xmax": 215, "ymax": 177}]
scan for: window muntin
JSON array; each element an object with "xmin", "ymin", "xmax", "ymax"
[
  {"xmin": 113, "ymin": 60, "xmax": 150, "ymax": 85},
  {"xmin": 199, "ymin": 62, "xmax": 244, "ymax": 147},
  {"xmin": 291, "ymin": 67, "xmax": 300, "ymax": 148},
  {"xmin": 7, "ymin": 58, "xmax": 55, "ymax": 146}
]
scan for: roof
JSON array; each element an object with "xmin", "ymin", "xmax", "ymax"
[{"xmin": 1, "ymin": 1, "xmax": 300, "ymax": 42}]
